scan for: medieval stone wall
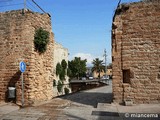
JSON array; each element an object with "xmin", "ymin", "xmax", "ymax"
[
  {"xmin": 0, "ymin": 10, "xmax": 54, "ymax": 105},
  {"xmin": 112, "ymin": 1, "xmax": 160, "ymax": 104}
]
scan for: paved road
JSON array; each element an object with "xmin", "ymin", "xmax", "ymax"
[
  {"xmin": 59, "ymin": 83, "xmax": 112, "ymax": 108},
  {"xmin": 56, "ymin": 80, "xmax": 114, "ymax": 120},
  {"xmin": 0, "ymin": 80, "xmax": 113, "ymax": 120},
  {"xmin": 0, "ymin": 80, "xmax": 160, "ymax": 120}
]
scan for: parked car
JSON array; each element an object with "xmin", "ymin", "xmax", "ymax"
[
  {"xmin": 102, "ymin": 75, "xmax": 109, "ymax": 80},
  {"xmin": 89, "ymin": 76, "xmax": 94, "ymax": 80},
  {"xmin": 82, "ymin": 77, "xmax": 86, "ymax": 80}
]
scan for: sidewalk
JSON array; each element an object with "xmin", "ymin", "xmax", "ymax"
[
  {"xmin": 0, "ymin": 102, "xmax": 19, "ymax": 118},
  {"xmin": 56, "ymin": 102, "xmax": 160, "ymax": 120},
  {"xmin": 0, "ymin": 99, "xmax": 160, "ymax": 120},
  {"xmin": 0, "ymin": 98, "xmax": 70, "ymax": 120}
]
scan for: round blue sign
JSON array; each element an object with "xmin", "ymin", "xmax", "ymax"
[{"xmin": 20, "ymin": 61, "xmax": 26, "ymax": 73}]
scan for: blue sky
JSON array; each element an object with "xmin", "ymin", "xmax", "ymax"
[{"xmin": 0, "ymin": 0, "xmax": 140, "ymax": 66}]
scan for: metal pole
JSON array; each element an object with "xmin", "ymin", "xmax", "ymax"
[
  {"xmin": 21, "ymin": 73, "xmax": 24, "ymax": 107},
  {"xmin": 24, "ymin": 0, "xmax": 26, "ymax": 10},
  {"xmin": 104, "ymin": 49, "xmax": 108, "ymax": 84}
]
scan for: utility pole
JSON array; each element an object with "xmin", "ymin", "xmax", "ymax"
[
  {"xmin": 24, "ymin": 0, "xmax": 26, "ymax": 10},
  {"xmin": 23, "ymin": 0, "xmax": 26, "ymax": 14},
  {"xmin": 103, "ymin": 49, "xmax": 108, "ymax": 84}
]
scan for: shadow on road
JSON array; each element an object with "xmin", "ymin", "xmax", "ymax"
[{"xmin": 59, "ymin": 87, "xmax": 113, "ymax": 108}]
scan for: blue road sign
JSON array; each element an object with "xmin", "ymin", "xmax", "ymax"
[{"xmin": 20, "ymin": 61, "xmax": 26, "ymax": 73}]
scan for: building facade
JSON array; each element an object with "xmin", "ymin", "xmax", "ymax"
[{"xmin": 93, "ymin": 68, "xmax": 112, "ymax": 79}]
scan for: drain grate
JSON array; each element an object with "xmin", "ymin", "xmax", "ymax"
[{"xmin": 92, "ymin": 111, "xmax": 119, "ymax": 117}]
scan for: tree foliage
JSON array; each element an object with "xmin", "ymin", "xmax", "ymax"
[
  {"xmin": 59, "ymin": 69, "xmax": 66, "ymax": 80},
  {"xmin": 57, "ymin": 80, "xmax": 63, "ymax": 93},
  {"xmin": 56, "ymin": 63, "xmax": 62, "ymax": 76},
  {"xmin": 56, "ymin": 59, "xmax": 67, "ymax": 81},
  {"xmin": 34, "ymin": 27, "xmax": 49, "ymax": 53},
  {"xmin": 68, "ymin": 57, "xmax": 87, "ymax": 79},
  {"xmin": 61, "ymin": 59, "xmax": 67, "ymax": 69},
  {"xmin": 92, "ymin": 58, "xmax": 105, "ymax": 79},
  {"xmin": 64, "ymin": 87, "xmax": 70, "ymax": 95}
]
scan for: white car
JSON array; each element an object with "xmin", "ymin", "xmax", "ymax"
[
  {"xmin": 89, "ymin": 76, "xmax": 94, "ymax": 80},
  {"xmin": 102, "ymin": 76, "xmax": 109, "ymax": 80}
]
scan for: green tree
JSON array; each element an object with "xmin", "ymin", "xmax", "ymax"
[
  {"xmin": 61, "ymin": 59, "xmax": 67, "ymax": 69},
  {"xmin": 67, "ymin": 68, "xmax": 72, "ymax": 77},
  {"xmin": 56, "ymin": 59, "xmax": 68, "ymax": 81},
  {"xmin": 59, "ymin": 69, "xmax": 65, "ymax": 81},
  {"xmin": 92, "ymin": 58, "xmax": 105, "ymax": 79},
  {"xmin": 57, "ymin": 80, "xmax": 63, "ymax": 93},
  {"xmin": 56, "ymin": 63, "xmax": 62, "ymax": 76},
  {"xmin": 68, "ymin": 57, "xmax": 87, "ymax": 80}
]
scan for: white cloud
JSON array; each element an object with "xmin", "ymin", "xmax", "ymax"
[{"xmin": 70, "ymin": 53, "xmax": 111, "ymax": 67}]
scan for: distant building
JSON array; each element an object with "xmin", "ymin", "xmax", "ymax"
[
  {"xmin": 86, "ymin": 67, "xmax": 112, "ymax": 79},
  {"xmin": 86, "ymin": 67, "xmax": 93, "ymax": 77},
  {"xmin": 93, "ymin": 68, "xmax": 112, "ymax": 79}
]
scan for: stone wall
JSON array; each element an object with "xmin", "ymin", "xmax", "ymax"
[
  {"xmin": 112, "ymin": 1, "xmax": 160, "ymax": 104},
  {"xmin": 0, "ymin": 9, "xmax": 54, "ymax": 105}
]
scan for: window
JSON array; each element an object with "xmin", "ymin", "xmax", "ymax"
[
  {"xmin": 123, "ymin": 69, "xmax": 130, "ymax": 83},
  {"xmin": 158, "ymin": 73, "xmax": 160, "ymax": 79}
]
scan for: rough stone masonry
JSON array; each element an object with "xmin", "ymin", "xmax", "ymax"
[
  {"xmin": 112, "ymin": 0, "xmax": 160, "ymax": 104},
  {"xmin": 0, "ymin": 9, "xmax": 54, "ymax": 105}
]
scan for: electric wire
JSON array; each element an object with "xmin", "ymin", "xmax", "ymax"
[
  {"xmin": 0, "ymin": 3, "xmax": 23, "ymax": 8},
  {"xmin": 0, "ymin": 0, "xmax": 46, "ymax": 13},
  {"xmin": 0, "ymin": 0, "xmax": 13, "ymax": 3},
  {"xmin": 26, "ymin": 4, "xmax": 34, "ymax": 12},
  {"xmin": 26, "ymin": 0, "xmax": 40, "ymax": 12}
]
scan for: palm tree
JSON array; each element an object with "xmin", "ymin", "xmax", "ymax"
[{"xmin": 92, "ymin": 58, "xmax": 105, "ymax": 79}]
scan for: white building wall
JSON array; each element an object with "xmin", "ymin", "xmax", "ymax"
[{"xmin": 53, "ymin": 42, "xmax": 70, "ymax": 96}]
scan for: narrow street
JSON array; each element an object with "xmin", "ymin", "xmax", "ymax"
[
  {"xmin": 0, "ymin": 80, "xmax": 160, "ymax": 120},
  {"xmin": 57, "ymin": 80, "xmax": 113, "ymax": 120},
  {"xmin": 0, "ymin": 80, "xmax": 113, "ymax": 120}
]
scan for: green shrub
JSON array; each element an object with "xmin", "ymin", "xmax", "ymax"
[
  {"xmin": 59, "ymin": 69, "xmax": 65, "ymax": 81},
  {"xmin": 61, "ymin": 59, "xmax": 67, "ymax": 69},
  {"xmin": 56, "ymin": 60, "xmax": 67, "ymax": 81},
  {"xmin": 57, "ymin": 80, "xmax": 63, "ymax": 93},
  {"xmin": 56, "ymin": 63, "xmax": 62, "ymax": 76},
  {"xmin": 34, "ymin": 27, "xmax": 49, "ymax": 53},
  {"xmin": 53, "ymin": 80, "xmax": 56, "ymax": 86},
  {"xmin": 64, "ymin": 87, "xmax": 69, "ymax": 95}
]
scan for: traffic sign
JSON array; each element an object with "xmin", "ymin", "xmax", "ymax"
[
  {"xmin": 19, "ymin": 61, "xmax": 26, "ymax": 107},
  {"xmin": 20, "ymin": 61, "xmax": 26, "ymax": 73}
]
